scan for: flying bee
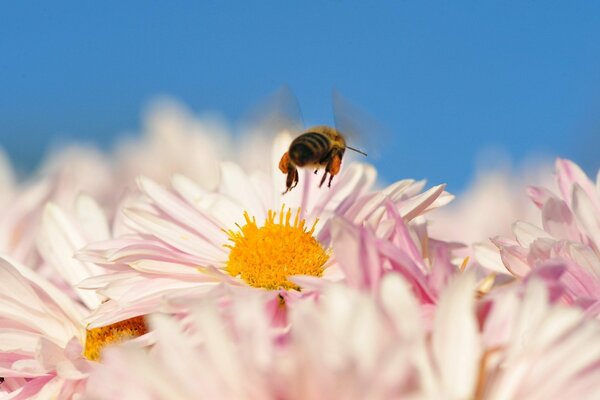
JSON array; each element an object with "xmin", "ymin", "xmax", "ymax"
[
  {"xmin": 242, "ymin": 87, "xmax": 376, "ymax": 194},
  {"xmin": 278, "ymin": 125, "xmax": 367, "ymax": 194}
]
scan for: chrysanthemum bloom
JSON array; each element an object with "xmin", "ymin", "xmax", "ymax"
[
  {"xmin": 429, "ymin": 163, "xmax": 553, "ymax": 278},
  {"xmin": 78, "ymin": 134, "xmax": 454, "ymax": 327},
  {"xmin": 84, "ymin": 273, "xmax": 458, "ymax": 400},
  {"xmin": 0, "ymin": 197, "xmax": 152, "ymax": 398},
  {"xmin": 486, "ymin": 159, "xmax": 600, "ymax": 315},
  {"xmin": 478, "ymin": 276, "xmax": 600, "ymax": 400},
  {"xmin": 84, "ymin": 272, "xmax": 600, "ymax": 400},
  {"xmin": 0, "ymin": 257, "xmax": 151, "ymax": 399}
]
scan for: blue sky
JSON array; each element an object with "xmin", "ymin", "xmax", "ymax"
[{"xmin": 1, "ymin": 2, "xmax": 599, "ymax": 191}]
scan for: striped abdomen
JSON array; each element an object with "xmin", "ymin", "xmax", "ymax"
[{"xmin": 288, "ymin": 132, "xmax": 332, "ymax": 167}]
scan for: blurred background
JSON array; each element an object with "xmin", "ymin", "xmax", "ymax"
[{"xmin": 1, "ymin": 1, "xmax": 599, "ymax": 192}]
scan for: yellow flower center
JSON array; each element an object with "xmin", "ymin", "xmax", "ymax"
[
  {"xmin": 224, "ymin": 207, "xmax": 329, "ymax": 290},
  {"xmin": 83, "ymin": 316, "xmax": 148, "ymax": 361}
]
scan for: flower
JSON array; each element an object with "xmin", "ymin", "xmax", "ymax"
[
  {"xmin": 0, "ymin": 256, "xmax": 87, "ymax": 398},
  {"xmin": 84, "ymin": 272, "xmax": 600, "ymax": 400},
  {"xmin": 0, "ymin": 255, "xmax": 151, "ymax": 398},
  {"xmin": 479, "ymin": 275, "xmax": 600, "ymax": 399},
  {"xmin": 486, "ymin": 159, "xmax": 600, "ymax": 315},
  {"xmin": 429, "ymin": 161, "xmax": 556, "ymax": 284},
  {"xmin": 0, "ymin": 193, "xmax": 154, "ymax": 398},
  {"xmin": 84, "ymin": 274, "xmax": 443, "ymax": 400},
  {"xmin": 78, "ymin": 133, "xmax": 454, "ymax": 327}
]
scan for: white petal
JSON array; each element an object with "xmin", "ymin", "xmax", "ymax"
[
  {"xmin": 75, "ymin": 194, "xmax": 111, "ymax": 241},
  {"xmin": 38, "ymin": 203, "xmax": 104, "ymax": 309},
  {"xmin": 219, "ymin": 162, "xmax": 266, "ymax": 217},
  {"xmin": 380, "ymin": 274, "xmax": 422, "ymax": 338},
  {"xmin": 138, "ymin": 176, "xmax": 225, "ymax": 240},
  {"xmin": 0, "ymin": 256, "xmax": 85, "ymax": 329},
  {"xmin": 432, "ymin": 272, "xmax": 481, "ymax": 399},
  {"xmin": 0, "ymin": 330, "xmax": 42, "ymax": 353},
  {"xmin": 473, "ymin": 243, "xmax": 506, "ymax": 273},
  {"xmin": 512, "ymin": 220, "xmax": 551, "ymax": 248},
  {"xmin": 399, "ymin": 184, "xmax": 446, "ymax": 221},
  {"xmin": 123, "ymin": 208, "xmax": 225, "ymax": 260}
]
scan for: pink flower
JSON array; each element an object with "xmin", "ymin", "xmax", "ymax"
[
  {"xmin": 0, "ymin": 197, "xmax": 153, "ymax": 398},
  {"xmin": 0, "ymin": 255, "xmax": 152, "ymax": 399},
  {"xmin": 77, "ymin": 135, "xmax": 454, "ymax": 327},
  {"xmin": 479, "ymin": 276, "xmax": 600, "ymax": 399},
  {"xmin": 84, "ymin": 274, "xmax": 454, "ymax": 400},
  {"xmin": 85, "ymin": 272, "xmax": 600, "ymax": 400},
  {"xmin": 487, "ymin": 159, "xmax": 600, "ymax": 315},
  {"xmin": 0, "ymin": 257, "xmax": 90, "ymax": 398}
]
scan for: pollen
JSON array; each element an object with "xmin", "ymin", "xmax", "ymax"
[
  {"xmin": 224, "ymin": 206, "xmax": 329, "ymax": 290},
  {"xmin": 83, "ymin": 316, "xmax": 148, "ymax": 361}
]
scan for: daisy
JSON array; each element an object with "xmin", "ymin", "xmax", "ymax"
[
  {"xmin": 78, "ymin": 133, "xmax": 454, "ymax": 327},
  {"xmin": 486, "ymin": 159, "xmax": 600, "ymax": 315}
]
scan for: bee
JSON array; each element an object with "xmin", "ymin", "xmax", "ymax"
[
  {"xmin": 244, "ymin": 86, "xmax": 373, "ymax": 194},
  {"xmin": 278, "ymin": 125, "xmax": 367, "ymax": 194}
]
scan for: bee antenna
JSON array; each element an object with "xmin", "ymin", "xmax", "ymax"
[{"xmin": 346, "ymin": 146, "xmax": 368, "ymax": 157}]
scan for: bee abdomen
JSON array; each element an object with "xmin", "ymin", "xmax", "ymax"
[{"xmin": 289, "ymin": 132, "xmax": 331, "ymax": 166}]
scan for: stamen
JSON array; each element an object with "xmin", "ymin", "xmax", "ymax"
[
  {"xmin": 460, "ymin": 256, "xmax": 470, "ymax": 272},
  {"xmin": 83, "ymin": 316, "xmax": 148, "ymax": 361},
  {"xmin": 224, "ymin": 207, "xmax": 329, "ymax": 290},
  {"xmin": 477, "ymin": 273, "xmax": 497, "ymax": 298}
]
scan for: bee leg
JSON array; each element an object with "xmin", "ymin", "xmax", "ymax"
[
  {"xmin": 314, "ymin": 169, "xmax": 318, "ymax": 174},
  {"xmin": 325, "ymin": 152, "xmax": 343, "ymax": 188},
  {"xmin": 319, "ymin": 170, "xmax": 329, "ymax": 188},
  {"xmin": 282, "ymin": 166, "xmax": 299, "ymax": 195},
  {"xmin": 278, "ymin": 152, "xmax": 291, "ymax": 174},
  {"xmin": 291, "ymin": 168, "xmax": 299, "ymax": 189}
]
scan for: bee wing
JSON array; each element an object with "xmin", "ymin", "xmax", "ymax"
[
  {"xmin": 332, "ymin": 89, "xmax": 388, "ymax": 160},
  {"xmin": 239, "ymin": 86, "xmax": 306, "ymax": 171},
  {"xmin": 241, "ymin": 86, "xmax": 305, "ymax": 138}
]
